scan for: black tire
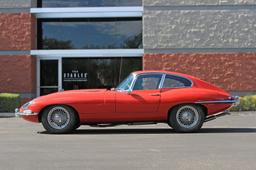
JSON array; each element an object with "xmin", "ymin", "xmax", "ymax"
[
  {"xmin": 75, "ymin": 123, "xmax": 81, "ymax": 130},
  {"xmin": 169, "ymin": 105, "xmax": 205, "ymax": 133},
  {"xmin": 41, "ymin": 105, "xmax": 78, "ymax": 134}
]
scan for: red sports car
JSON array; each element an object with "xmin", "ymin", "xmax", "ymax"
[{"xmin": 16, "ymin": 70, "xmax": 239, "ymax": 134}]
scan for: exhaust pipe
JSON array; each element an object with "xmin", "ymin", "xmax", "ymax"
[{"xmin": 204, "ymin": 111, "xmax": 231, "ymax": 122}]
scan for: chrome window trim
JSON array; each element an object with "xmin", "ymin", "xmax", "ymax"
[
  {"xmin": 158, "ymin": 74, "xmax": 166, "ymax": 89},
  {"xmin": 116, "ymin": 72, "xmax": 194, "ymax": 93},
  {"xmin": 116, "ymin": 73, "xmax": 137, "ymax": 93},
  {"xmin": 130, "ymin": 73, "xmax": 137, "ymax": 91}
]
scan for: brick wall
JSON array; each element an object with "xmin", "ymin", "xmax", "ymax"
[
  {"xmin": 0, "ymin": 13, "xmax": 34, "ymax": 50},
  {"xmin": 144, "ymin": 53, "xmax": 256, "ymax": 92},
  {"xmin": 0, "ymin": 55, "xmax": 36, "ymax": 93}
]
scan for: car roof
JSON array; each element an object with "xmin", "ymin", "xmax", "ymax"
[{"xmin": 133, "ymin": 70, "xmax": 194, "ymax": 79}]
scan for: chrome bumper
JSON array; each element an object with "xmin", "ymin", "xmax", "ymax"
[{"xmin": 15, "ymin": 108, "xmax": 38, "ymax": 117}]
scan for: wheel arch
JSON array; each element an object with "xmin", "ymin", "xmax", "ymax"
[{"xmin": 38, "ymin": 104, "xmax": 80, "ymax": 123}]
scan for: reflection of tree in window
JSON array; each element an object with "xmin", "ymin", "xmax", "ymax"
[
  {"xmin": 124, "ymin": 33, "xmax": 142, "ymax": 48},
  {"xmin": 43, "ymin": 37, "xmax": 73, "ymax": 49},
  {"xmin": 39, "ymin": 19, "xmax": 142, "ymax": 50},
  {"xmin": 40, "ymin": 60, "xmax": 58, "ymax": 86}
]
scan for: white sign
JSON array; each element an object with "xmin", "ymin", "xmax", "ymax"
[{"xmin": 63, "ymin": 70, "xmax": 88, "ymax": 82}]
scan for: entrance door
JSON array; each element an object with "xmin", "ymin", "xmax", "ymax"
[{"xmin": 39, "ymin": 60, "xmax": 59, "ymax": 96}]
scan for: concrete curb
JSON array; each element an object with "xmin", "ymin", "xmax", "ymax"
[{"xmin": 0, "ymin": 113, "xmax": 15, "ymax": 118}]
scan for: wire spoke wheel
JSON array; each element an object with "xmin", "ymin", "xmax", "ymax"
[
  {"xmin": 169, "ymin": 105, "xmax": 205, "ymax": 133},
  {"xmin": 176, "ymin": 106, "xmax": 199, "ymax": 129},
  {"xmin": 42, "ymin": 105, "xmax": 78, "ymax": 134},
  {"xmin": 47, "ymin": 107, "xmax": 71, "ymax": 130}
]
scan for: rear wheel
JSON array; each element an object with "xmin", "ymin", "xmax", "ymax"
[
  {"xmin": 169, "ymin": 105, "xmax": 205, "ymax": 133},
  {"xmin": 41, "ymin": 105, "xmax": 78, "ymax": 134}
]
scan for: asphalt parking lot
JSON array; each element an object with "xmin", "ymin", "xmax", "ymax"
[{"xmin": 0, "ymin": 112, "xmax": 255, "ymax": 170}]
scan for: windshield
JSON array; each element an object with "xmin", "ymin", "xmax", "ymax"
[{"xmin": 116, "ymin": 74, "xmax": 134, "ymax": 91}]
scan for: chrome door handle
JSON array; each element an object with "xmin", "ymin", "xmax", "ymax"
[{"xmin": 150, "ymin": 93, "xmax": 161, "ymax": 96}]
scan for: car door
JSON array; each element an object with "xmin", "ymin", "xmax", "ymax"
[{"xmin": 115, "ymin": 73, "xmax": 163, "ymax": 120}]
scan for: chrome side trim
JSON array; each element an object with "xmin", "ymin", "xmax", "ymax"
[{"xmin": 195, "ymin": 99, "xmax": 239, "ymax": 104}]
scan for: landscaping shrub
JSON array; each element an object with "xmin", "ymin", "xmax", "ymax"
[
  {"xmin": 231, "ymin": 95, "xmax": 256, "ymax": 112},
  {"xmin": 0, "ymin": 93, "xmax": 20, "ymax": 112}
]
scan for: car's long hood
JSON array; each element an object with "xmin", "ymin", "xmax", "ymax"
[{"xmin": 35, "ymin": 89, "xmax": 108, "ymax": 102}]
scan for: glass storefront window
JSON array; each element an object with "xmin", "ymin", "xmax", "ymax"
[
  {"xmin": 62, "ymin": 57, "xmax": 142, "ymax": 90},
  {"xmin": 38, "ymin": 18, "xmax": 142, "ymax": 49},
  {"xmin": 40, "ymin": 88, "xmax": 59, "ymax": 96},
  {"xmin": 40, "ymin": 60, "xmax": 59, "ymax": 96},
  {"xmin": 40, "ymin": 60, "xmax": 58, "ymax": 86},
  {"xmin": 38, "ymin": 0, "xmax": 142, "ymax": 7}
]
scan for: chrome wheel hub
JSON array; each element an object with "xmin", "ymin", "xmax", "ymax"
[
  {"xmin": 47, "ymin": 107, "xmax": 70, "ymax": 130},
  {"xmin": 176, "ymin": 106, "xmax": 199, "ymax": 129}
]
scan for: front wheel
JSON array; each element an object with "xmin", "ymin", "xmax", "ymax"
[
  {"xmin": 41, "ymin": 105, "xmax": 78, "ymax": 134},
  {"xmin": 169, "ymin": 105, "xmax": 205, "ymax": 133}
]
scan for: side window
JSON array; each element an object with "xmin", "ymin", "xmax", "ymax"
[
  {"xmin": 133, "ymin": 74, "xmax": 162, "ymax": 90},
  {"xmin": 163, "ymin": 75, "xmax": 192, "ymax": 88}
]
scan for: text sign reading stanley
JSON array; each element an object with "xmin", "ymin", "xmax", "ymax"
[{"xmin": 63, "ymin": 70, "xmax": 88, "ymax": 82}]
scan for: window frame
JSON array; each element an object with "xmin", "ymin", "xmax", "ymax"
[
  {"xmin": 128, "ymin": 72, "xmax": 193, "ymax": 92},
  {"xmin": 37, "ymin": 17, "xmax": 143, "ymax": 50},
  {"xmin": 129, "ymin": 73, "xmax": 165, "ymax": 91}
]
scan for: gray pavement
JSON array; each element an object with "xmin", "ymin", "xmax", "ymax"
[
  {"xmin": 0, "ymin": 112, "xmax": 15, "ymax": 118},
  {"xmin": 0, "ymin": 112, "xmax": 255, "ymax": 170}
]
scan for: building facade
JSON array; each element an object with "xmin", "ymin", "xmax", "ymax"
[{"xmin": 0, "ymin": 0, "xmax": 256, "ymax": 101}]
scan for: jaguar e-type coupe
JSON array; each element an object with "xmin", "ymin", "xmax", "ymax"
[{"xmin": 16, "ymin": 70, "xmax": 239, "ymax": 134}]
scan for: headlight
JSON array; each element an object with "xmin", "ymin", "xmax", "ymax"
[{"xmin": 21, "ymin": 100, "xmax": 35, "ymax": 110}]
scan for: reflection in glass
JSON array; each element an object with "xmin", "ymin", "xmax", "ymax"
[
  {"xmin": 62, "ymin": 57, "xmax": 142, "ymax": 90},
  {"xmin": 40, "ymin": 60, "xmax": 58, "ymax": 86},
  {"xmin": 116, "ymin": 74, "xmax": 134, "ymax": 91},
  {"xmin": 133, "ymin": 74, "xmax": 162, "ymax": 90},
  {"xmin": 38, "ymin": 0, "xmax": 142, "ymax": 7},
  {"xmin": 40, "ymin": 88, "xmax": 58, "ymax": 96},
  {"xmin": 163, "ymin": 75, "xmax": 192, "ymax": 88},
  {"xmin": 38, "ymin": 18, "xmax": 142, "ymax": 49}
]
